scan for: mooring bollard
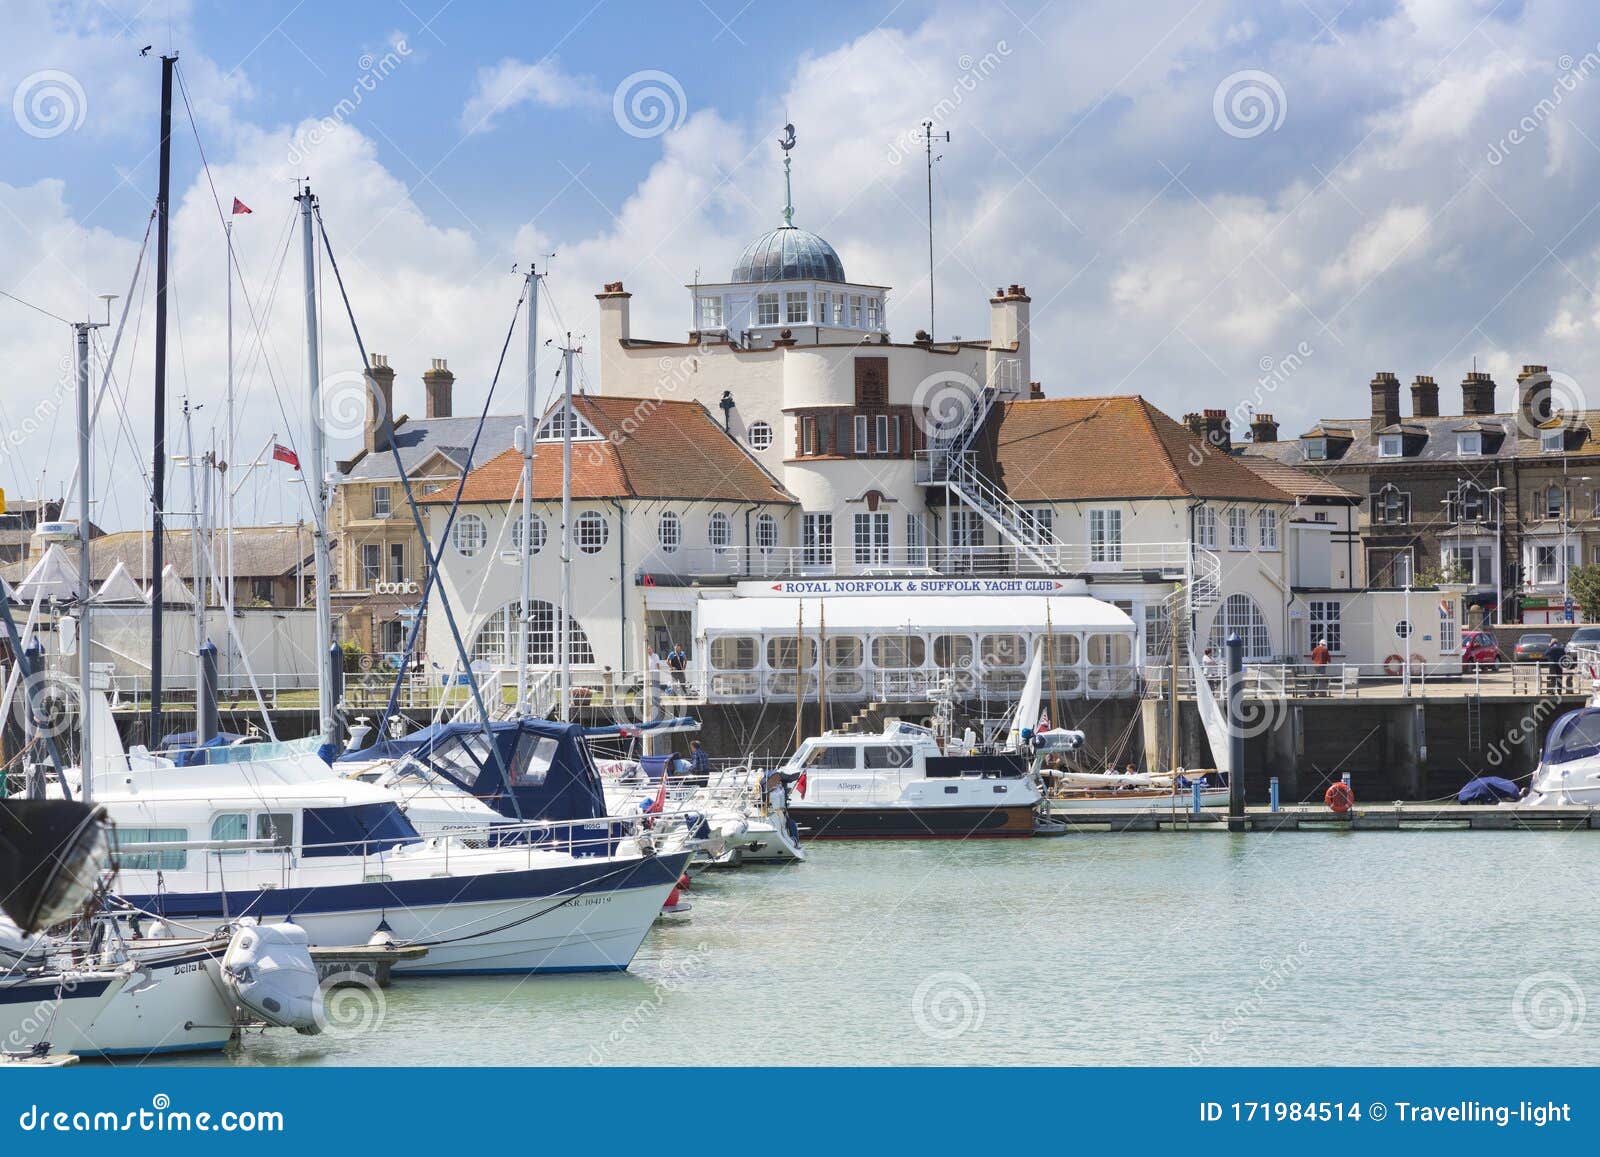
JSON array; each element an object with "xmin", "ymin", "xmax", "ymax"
[
  {"xmin": 1191, "ymin": 780, "xmax": 1202, "ymax": 814},
  {"xmin": 1269, "ymin": 776, "xmax": 1280, "ymax": 812}
]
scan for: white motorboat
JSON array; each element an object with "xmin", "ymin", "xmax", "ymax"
[
  {"xmin": 1521, "ymin": 702, "xmax": 1600, "ymax": 806},
  {"xmin": 782, "ymin": 720, "xmax": 1048, "ymax": 839}
]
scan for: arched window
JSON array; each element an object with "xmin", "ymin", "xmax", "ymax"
[
  {"xmin": 511, "ymin": 513, "xmax": 547, "ymax": 554},
  {"xmin": 755, "ymin": 513, "xmax": 778, "ymax": 553},
  {"xmin": 708, "ymin": 511, "xmax": 731, "ymax": 553},
  {"xmin": 747, "ymin": 421, "xmax": 773, "ymax": 451},
  {"xmin": 657, "ymin": 511, "xmax": 681, "ymax": 553},
  {"xmin": 1545, "ymin": 485, "xmax": 1564, "ymax": 519},
  {"xmin": 1376, "ymin": 485, "xmax": 1409, "ymax": 525},
  {"xmin": 471, "ymin": 600, "xmax": 596, "ymax": 666},
  {"xmin": 1208, "ymin": 594, "xmax": 1272, "ymax": 661},
  {"xmin": 576, "ymin": 511, "xmax": 609, "ymax": 554},
  {"xmin": 453, "ymin": 514, "xmax": 487, "ymax": 557}
]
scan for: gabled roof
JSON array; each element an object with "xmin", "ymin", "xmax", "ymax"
[
  {"xmin": 84, "ymin": 527, "xmax": 312, "ymax": 582},
  {"xmin": 420, "ymin": 395, "xmax": 795, "ymax": 506},
  {"xmin": 339, "ymin": 415, "xmax": 524, "ymax": 481},
  {"xmin": 990, "ymin": 396, "xmax": 1293, "ymax": 504},
  {"xmin": 1259, "ymin": 414, "xmax": 1521, "ymax": 466}
]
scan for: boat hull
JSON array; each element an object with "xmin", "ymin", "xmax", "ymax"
[
  {"xmin": 1, "ymin": 971, "xmax": 129, "ymax": 1058},
  {"xmin": 1050, "ymin": 788, "xmax": 1232, "ymax": 812},
  {"xmin": 73, "ymin": 944, "xmax": 236, "ymax": 1057},
  {"xmin": 119, "ymin": 850, "xmax": 691, "ymax": 975},
  {"xmin": 791, "ymin": 803, "xmax": 1037, "ymax": 839}
]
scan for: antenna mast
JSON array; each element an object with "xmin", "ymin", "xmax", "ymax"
[{"xmin": 922, "ymin": 120, "xmax": 949, "ymax": 342}]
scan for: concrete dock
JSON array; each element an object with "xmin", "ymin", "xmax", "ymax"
[{"xmin": 1044, "ymin": 802, "xmax": 1600, "ymax": 832}]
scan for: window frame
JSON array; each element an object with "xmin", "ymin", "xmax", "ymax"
[
  {"xmin": 575, "ymin": 511, "xmax": 609, "ymax": 555},
  {"xmin": 452, "ymin": 514, "xmax": 488, "ymax": 558}
]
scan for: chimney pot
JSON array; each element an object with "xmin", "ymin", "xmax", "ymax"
[
  {"xmin": 1410, "ymin": 374, "xmax": 1439, "ymax": 418},
  {"xmin": 364, "ymin": 355, "xmax": 396, "ymax": 455},
  {"xmin": 1250, "ymin": 413, "xmax": 1279, "ymax": 443},
  {"xmin": 1370, "ymin": 371, "xmax": 1401, "ymax": 435},
  {"xmin": 1461, "ymin": 370, "xmax": 1498, "ymax": 417}
]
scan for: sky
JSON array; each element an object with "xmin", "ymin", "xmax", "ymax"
[{"xmin": 5, "ymin": 0, "xmax": 1600, "ymax": 531}]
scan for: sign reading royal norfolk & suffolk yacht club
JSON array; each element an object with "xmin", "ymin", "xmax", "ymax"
[{"xmin": 735, "ymin": 577, "xmax": 1074, "ymax": 597}]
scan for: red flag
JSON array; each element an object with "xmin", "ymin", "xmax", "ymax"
[
  {"xmin": 272, "ymin": 442, "xmax": 300, "ymax": 469},
  {"xmin": 232, "ymin": 197, "xmax": 253, "ymax": 215},
  {"xmin": 651, "ymin": 773, "xmax": 669, "ymax": 814},
  {"xmin": 795, "ymin": 771, "xmax": 807, "ymax": 799}
]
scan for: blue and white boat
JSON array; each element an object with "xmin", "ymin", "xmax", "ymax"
[{"xmin": 66, "ymin": 712, "xmax": 690, "ymax": 976}]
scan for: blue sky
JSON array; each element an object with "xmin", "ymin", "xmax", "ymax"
[{"xmin": 5, "ymin": 1, "xmax": 1600, "ymax": 530}]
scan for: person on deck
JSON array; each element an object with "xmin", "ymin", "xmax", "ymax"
[
  {"xmin": 1309, "ymin": 638, "xmax": 1331, "ymax": 696},
  {"xmin": 667, "ymin": 643, "xmax": 689, "ymax": 690},
  {"xmin": 685, "ymin": 738, "xmax": 710, "ymax": 786}
]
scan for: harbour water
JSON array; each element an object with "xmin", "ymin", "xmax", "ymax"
[{"xmin": 148, "ymin": 833, "xmax": 1599, "ymax": 1067}]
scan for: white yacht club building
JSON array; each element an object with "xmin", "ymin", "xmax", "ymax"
[{"xmin": 406, "ymin": 134, "xmax": 1487, "ymax": 709}]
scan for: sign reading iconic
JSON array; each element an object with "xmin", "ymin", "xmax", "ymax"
[
  {"xmin": 738, "ymin": 577, "xmax": 1070, "ymax": 597},
  {"xmin": 373, "ymin": 580, "xmax": 420, "ymax": 596}
]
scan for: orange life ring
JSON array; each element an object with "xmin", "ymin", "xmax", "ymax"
[
  {"xmin": 1324, "ymin": 781, "xmax": 1354, "ymax": 813},
  {"xmin": 1383, "ymin": 653, "xmax": 1405, "ymax": 677}
]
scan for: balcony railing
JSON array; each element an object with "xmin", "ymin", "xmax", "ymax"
[{"xmin": 678, "ymin": 542, "xmax": 1192, "ymax": 579}]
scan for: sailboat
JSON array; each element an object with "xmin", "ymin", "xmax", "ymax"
[{"xmin": 24, "ymin": 58, "xmax": 689, "ymax": 977}]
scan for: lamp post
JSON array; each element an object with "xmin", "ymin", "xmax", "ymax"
[{"xmin": 1489, "ymin": 485, "xmax": 1507, "ymax": 627}]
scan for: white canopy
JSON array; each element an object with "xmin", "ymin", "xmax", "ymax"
[
  {"xmin": 12, "ymin": 543, "xmax": 80, "ymax": 603},
  {"xmin": 151, "ymin": 563, "xmax": 194, "ymax": 606},
  {"xmin": 696, "ymin": 594, "xmax": 1136, "ymax": 635},
  {"xmin": 96, "ymin": 559, "xmax": 144, "ymax": 603}
]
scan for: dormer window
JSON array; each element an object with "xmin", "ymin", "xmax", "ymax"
[
  {"xmin": 1457, "ymin": 432, "xmax": 1482, "ymax": 456},
  {"xmin": 1378, "ymin": 434, "xmax": 1403, "ymax": 458},
  {"xmin": 1542, "ymin": 428, "xmax": 1564, "ymax": 453},
  {"xmin": 537, "ymin": 406, "xmax": 601, "ymax": 442},
  {"xmin": 1304, "ymin": 438, "xmax": 1327, "ymax": 461}
]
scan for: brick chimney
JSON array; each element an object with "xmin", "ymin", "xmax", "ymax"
[
  {"xmin": 1517, "ymin": 363, "xmax": 1551, "ymax": 432},
  {"xmin": 1250, "ymin": 413, "xmax": 1279, "ymax": 443},
  {"xmin": 1183, "ymin": 409, "xmax": 1231, "ymax": 453},
  {"xmin": 1411, "ymin": 374, "xmax": 1439, "ymax": 418},
  {"xmin": 423, "ymin": 358, "xmax": 454, "ymax": 419},
  {"xmin": 986, "ymin": 284, "xmax": 1031, "ymax": 395},
  {"xmin": 1369, "ymin": 371, "xmax": 1400, "ymax": 437},
  {"xmin": 364, "ymin": 353, "xmax": 395, "ymax": 455},
  {"xmin": 595, "ymin": 281, "xmax": 632, "ymax": 392},
  {"xmin": 1461, "ymin": 371, "xmax": 1497, "ymax": 417}
]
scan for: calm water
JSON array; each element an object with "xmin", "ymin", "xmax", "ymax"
[{"xmin": 149, "ymin": 833, "xmax": 1600, "ymax": 1066}]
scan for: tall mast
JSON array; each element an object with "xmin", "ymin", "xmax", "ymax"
[
  {"xmin": 183, "ymin": 398, "xmax": 206, "ymax": 739},
  {"xmin": 148, "ymin": 53, "xmax": 176, "ymax": 745},
  {"xmin": 559, "ymin": 338, "xmax": 574, "ymax": 721},
  {"xmin": 73, "ymin": 319, "xmax": 102, "ymax": 800},
  {"xmin": 517, "ymin": 266, "xmax": 539, "ymax": 713},
  {"xmin": 225, "ymin": 217, "xmax": 236, "ymax": 634},
  {"xmin": 299, "ymin": 184, "xmax": 335, "ymax": 738}
]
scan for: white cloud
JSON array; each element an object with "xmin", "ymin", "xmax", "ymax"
[{"xmin": 460, "ymin": 56, "xmax": 603, "ymax": 135}]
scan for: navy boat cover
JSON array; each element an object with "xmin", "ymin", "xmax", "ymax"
[{"xmin": 1457, "ymin": 776, "xmax": 1521, "ymax": 804}]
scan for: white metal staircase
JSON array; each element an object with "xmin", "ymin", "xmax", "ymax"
[{"xmin": 917, "ymin": 361, "xmax": 1060, "ymax": 573}]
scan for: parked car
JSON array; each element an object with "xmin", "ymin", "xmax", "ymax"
[
  {"xmin": 1568, "ymin": 626, "xmax": 1600, "ymax": 649},
  {"xmin": 1514, "ymin": 633, "xmax": 1557, "ymax": 662},
  {"xmin": 1460, "ymin": 630, "xmax": 1502, "ymax": 668}
]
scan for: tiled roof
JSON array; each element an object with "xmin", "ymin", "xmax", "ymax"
[
  {"xmin": 89, "ymin": 527, "xmax": 312, "ymax": 581},
  {"xmin": 1234, "ymin": 454, "xmax": 1361, "ymax": 501},
  {"xmin": 420, "ymin": 396, "xmax": 794, "ymax": 506},
  {"xmin": 990, "ymin": 396, "xmax": 1293, "ymax": 503}
]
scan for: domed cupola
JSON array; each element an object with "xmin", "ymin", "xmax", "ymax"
[{"xmin": 731, "ymin": 227, "xmax": 845, "ymax": 284}]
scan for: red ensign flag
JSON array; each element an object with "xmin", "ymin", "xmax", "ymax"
[
  {"xmin": 232, "ymin": 197, "xmax": 253, "ymax": 215},
  {"xmin": 272, "ymin": 442, "xmax": 300, "ymax": 470}
]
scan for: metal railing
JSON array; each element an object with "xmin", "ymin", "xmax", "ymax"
[
  {"xmin": 681, "ymin": 541, "xmax": 1192, "ymax": 579},
  {"xmin": 1140, "ymin": 658, "xmax": 1584, "ymax": 700}
]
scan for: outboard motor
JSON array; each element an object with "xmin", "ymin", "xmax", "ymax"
[{"xmin": 222, "ymin": 919, "xmax": 323, "ymax": 1035}]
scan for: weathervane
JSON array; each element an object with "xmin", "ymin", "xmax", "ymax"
[{"xmin": 779, "ymin": 122, "xmax": 796, "ymax": 226}]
